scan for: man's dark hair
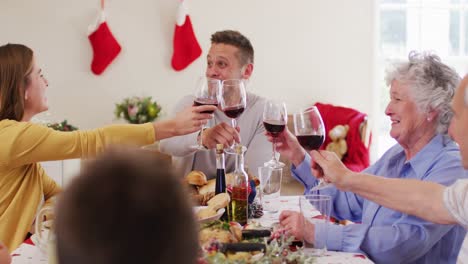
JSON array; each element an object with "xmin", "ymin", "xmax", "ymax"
[
  {"xmin": 55, "ymin": 147, "xmax": 198, "ymax": 264},
  {"xmin": 211, "ymin": 30, "xmax": 254, "ymax": 65}
]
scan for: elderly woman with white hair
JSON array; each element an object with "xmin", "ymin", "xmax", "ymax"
[{"xmin": 270, "ymin": 52, "xmax": 468, "ymax": 263}]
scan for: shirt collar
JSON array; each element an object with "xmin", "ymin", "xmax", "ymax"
[{"xmin": 406, "ymin": 134, "xmax": 450, "ymax": 180}]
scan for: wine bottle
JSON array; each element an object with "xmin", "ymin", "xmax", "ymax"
[
  {"xmin": 228, "ymin": 144, "xmax": 249, "ymax": 225},
  {"xmin": 215, "ymin": 144, "xmax": 226, "ymax": 194},
  {"xmin": 215, "ymin": 144, "xmax": 228, "ymax": 221}
]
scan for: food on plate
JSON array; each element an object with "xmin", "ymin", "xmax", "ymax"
[
  {"xmin": 186, "ymin": 170, "xmax": 208, "ymax": 186},
  {"xmin": 226, "ymin": 252, "xmax": 253, "ymax": 261},
  {"xmin": 199, "ymin": 228, "xmax": 235, "ymax": 244},
  {"xmin": 197, "ymin": 207, "xmax": 217, "ymax": 220},
  {"xmin": 198, "ymin": 219, "xmax": 317, "ymax": 263},
  {"xmin": 196, "ymin": 193, "xmax": 230, "ymax": 222},
  {"xmin": 229, "ymin": 223, "xmax": 243, "ymax": 242},
  {"xmin": 187, "ymin": 184, "xmax": 199, "ymax": 195},
  {"xmin": 206, "ymin": 193, "xmax": 230, "ymax": 211},
  {"xmin": 185, "ymin": 171, "xmax": 214, "ymax": 206},
  {"xmin": 198, "ymin": 179, "xmax": 215, "ymax": 195},
  {"xmin": 193, "ymin": 192, "xmax": 216, "ymax": 206},
  {"xmin": 185, "ymin": 171, "xmax": 219, "ymax": 206},
  {"xmin": 199, "ymin": 222, "xmax": 238, "ymax": 245}
]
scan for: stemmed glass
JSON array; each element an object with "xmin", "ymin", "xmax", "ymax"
[
  {"xmin": 190, "ymin": 77, "xmax": 221, "ymax": 150},
  {"xmin": 263, "ymin": 100, "xmax": 287, "ymax": 168},
  {"xmin": 219, "ymin": 79, "xmax": 247, "ymax": 154},
  {"xmin": 293, "ymin": 107, "xmax": 330, "ymax": 191}
]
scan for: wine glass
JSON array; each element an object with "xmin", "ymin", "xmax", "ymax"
[
  {"xmin": 219, "ymin": 79, "xmax": 247, "ymax": 154},
  {"xmin": 190, "ymin": 77, "xmax": 221, "ymax": 150},
  {"xmin": 293, "ymin": 107, "xmax": 330, "ymax": 191},
  {"xmin": 263, "ymin": 100, "xmax": 287, "ymax": 168}
]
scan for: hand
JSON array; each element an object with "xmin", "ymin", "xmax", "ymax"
[
  {"xmin": 265, "ymin": 128, "xmax": 305, "ymax": 166},
  {"xmin": 201, "ymin": 122, "xmax": 241, "ymax": 149},
  {"xmin": 279, "ymin": 210, "xmax": 315, "ymax": 243},
  {"xmin": 0, "ymin": 241, "xmax": 11, "ymax": 264},
  {"xmin": 171, "ymin": 105, "xmax": 217, "ymax": 136},
  {"xmin": 311, "ymin": 150, "xmax": 354, "ymax": 191}
]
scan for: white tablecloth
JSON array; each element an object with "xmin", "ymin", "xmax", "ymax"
[
  {"xmin": 12, "ymin": 243, "xmax": 47, "ymax": 264},
  {"xmin": 253, "ymin": 195, "xmax": 374, "ymax": 264},
  {"xmin": 12, "ymin": 196, "xmax": 373, "ymax": 264}
]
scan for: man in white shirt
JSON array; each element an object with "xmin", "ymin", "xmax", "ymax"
[{"xmin": 160, "ymin": 30, "xmax": 270, "ymax": 179}]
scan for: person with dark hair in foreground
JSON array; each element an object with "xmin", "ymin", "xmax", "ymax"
[{"xmin": 55, "ymin": 147, "xmax": 198, "ymax": 264}]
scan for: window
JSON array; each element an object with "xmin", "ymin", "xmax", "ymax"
[{"xmin": 376, "ymin": 0, "xmax": 468, "ymax": 158}]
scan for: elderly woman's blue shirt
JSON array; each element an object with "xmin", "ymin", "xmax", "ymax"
[{"xmin": 292, "ymin": 134, "xmax": 468, "ymax": 264}]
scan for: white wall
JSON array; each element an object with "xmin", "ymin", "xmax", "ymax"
[{"xmin": 0, "ymin": 0, "xmax": 377, "ymax": 132}]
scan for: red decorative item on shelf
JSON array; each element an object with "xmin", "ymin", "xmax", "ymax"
[
  {"xmin": 88, "ymin": 0, "xmax": 121, "ymax": 75},
  {"xmin": 171, "ymin": 0, "xmax": 202, "ymax": 71}
]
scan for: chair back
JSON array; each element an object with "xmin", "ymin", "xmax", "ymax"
[{"xmin": 312, "ymin": 103, "xmax": 371, "ymax": 172}]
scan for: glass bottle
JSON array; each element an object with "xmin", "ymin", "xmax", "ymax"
[
  {"xmin": 215, "ymin": 144, "xmax": 226, "ymax": 194},
  {"xmin": 215, "ymin": 144, "xmax": 228, "ymax": 221},
  {"xmin": 228, "ymin": 144, "xmax": 249, "ymax": 225}
]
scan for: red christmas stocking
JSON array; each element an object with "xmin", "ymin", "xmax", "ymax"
[
  {"xmin": 88, "ymin": 20, "xmax": 121, "ymax": 75},
  {"xmin": 171, "ymin": 1, "xmax": 202, "ymax": 71}
]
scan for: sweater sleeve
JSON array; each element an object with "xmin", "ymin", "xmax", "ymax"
[
  {"xmin": 159, "ymin": 95, "xmax": 199, "ymax": 157},
  {"xmin": 0, "ymin": 121, "xmax": 155, "ymax": 168},
  {"xmin": 42, "ymin": 172, "xmax": 62, "ymax": 209}
]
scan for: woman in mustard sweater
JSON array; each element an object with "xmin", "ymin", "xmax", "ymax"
[{"xmin": 0, "ymin": 43, "xmax": 217, "ymax": 251}]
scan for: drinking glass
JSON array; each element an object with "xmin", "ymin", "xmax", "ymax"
[
  {"xmin": 35, "ymin": 206, "xmax": 57, "ymax": 263},
  {"xmin": 190, "ymin": 77, "xmax": 221, "ymax": 150},
  {"xmin": 293, "ymin": 107, "xmax": 330, "ymax": 191},
  {"xmin": 219, "ymin": 79, "xmax": 247, "ymax": 154},
  {"xmin": 299, "ymin": 194, "xmax": 332, "ymax": 256},
  {"xmin": 258, "ymin": 166, "xmax": 283, "ymax": 213},
  {"xmin": 263, "ymin": 100, "xmax": 287, "ymax": 168}
]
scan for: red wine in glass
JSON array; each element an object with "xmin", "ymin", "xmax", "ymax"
[
  {"xmin": 190, "ymin": 77, "xmax": 221, "ymax": 150},
  {"xmin": 193, "ymin": 98, "xmax": 219, "ymax": 114},
  {"xmin": 224, "ymin": 105, "xmax": 245, "ymax": 119},
  {"xmin": 296, "ymin": 134, "xmax": 324, "ymax": 151},
  {"xmin": 220, "ymin": 79, "xmax": 247, "ymax": 154},
  {"xmin": 263, "ymin": 120, "xmax": 286, "ymax": 137},
  {"xmin": 293, "ymin": 107, "xmax": 329, "ymax": 191}
]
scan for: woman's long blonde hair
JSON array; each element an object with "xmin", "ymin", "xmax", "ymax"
[{"xmin": 0, "ymin": 43, "xmax": 34, "ymax": 121}]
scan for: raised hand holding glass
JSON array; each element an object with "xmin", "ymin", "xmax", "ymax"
[
  {"xmin": 191, "ymin": 77, "xmax": 221, "ymax": 150},
  {"xmin": 219, "ymin": 79, "xmax": 247, "ymax": 154},
  {"xmin": 293, "ymin": 107, "xmax": 331, "ymax": 191},
  {"xmin": 263, "ymin": 100, "xmax": 287, "ymax": 168}
]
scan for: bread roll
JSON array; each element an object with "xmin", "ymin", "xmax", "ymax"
[
  {"xmin": 207, "ymin": 193, "xmax": 230, "ymax": 211},
  {"xmin": 192, "ymin": 192, "xmax": 216, "ymax": 206},
  {"xmin": 197, "ymin": 207, "xmax": 217, "ymax": 219},
  {"xmin": 198, "ymin": 179, "xmax": 215, "ymax": 195},
  {"xmin": 186, "ymin": 170, "xmax": 208, "ymax": 186},
  {"xmin": 186, "ymin": 184, "xmax": 199, "ymax": 195}
]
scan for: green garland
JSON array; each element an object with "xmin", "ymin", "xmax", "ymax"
[{"xmin": 47, "ymin": 120, "xmax": 78, "ymax": 131}]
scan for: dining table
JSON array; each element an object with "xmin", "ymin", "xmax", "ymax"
[{"xmin": 11, "ymin": 195, "xmax": 374, "ymax": 264}]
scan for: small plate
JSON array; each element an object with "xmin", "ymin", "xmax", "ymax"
[{"xmin": 193, "ymin": 206, "xmax": 225, "ymax": 223}]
